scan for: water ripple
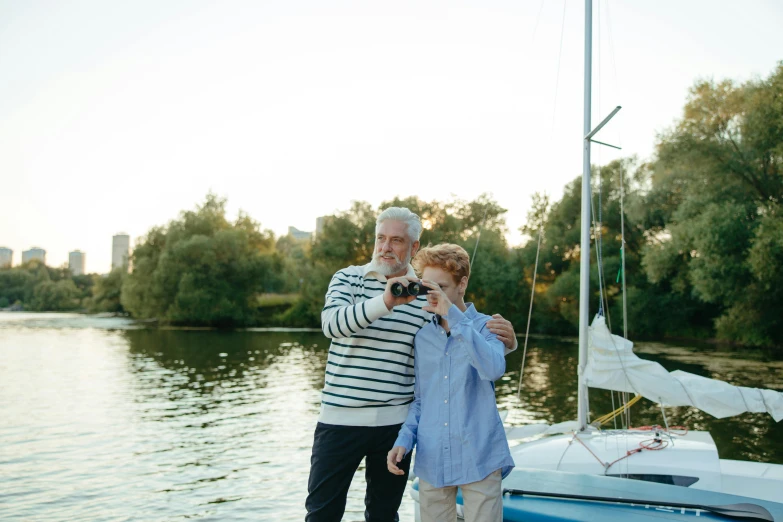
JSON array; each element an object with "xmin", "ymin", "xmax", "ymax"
[{"xmin": 1, "ymin": 314, "xmax": 779, "ymax": 520}]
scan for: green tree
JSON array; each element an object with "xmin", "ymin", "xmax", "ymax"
[
  {"xmin": 121, "ymin": 194, "xmax": 278, "ymax": 326},
  {"xmin": 516, "ymin": 161, "xmax": 638, "ymax": 332},
  {"xmin": 90, "ymin": 268, "xmax": 126, "ymax": 313},
  {"xmin": 278, "ymin": 201, "xmax": 377, "ymax": 327},
  {"xmin": 0, "ymin": 266, "xmax": 36, "ymax": 305},
  {"xmin": 274, "ymin": 234, "xmax": 311, "ymax": 293},
  {"xmin": 29, "ymin": 278, "xmax": 81, "ymax": 311},
  {"xmin": 278, "ymin": 194, "xmax": 516, "ymax": 328},
  {"xmin": 641, "ymin": 63, "xmax": 783, "ymax": 345},
  {"xmin": 0, "ymin": 260, "xmax": 99, "ymax": 311}
]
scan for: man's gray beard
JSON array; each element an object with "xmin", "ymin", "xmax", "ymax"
[{"xmin": 368, "ymin": 250, "xmax": 411, "ymax": 276}]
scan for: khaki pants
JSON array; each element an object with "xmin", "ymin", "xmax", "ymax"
[{"xmin": 419, "ymin": 469, "xmax": 503, "ymax": 522}]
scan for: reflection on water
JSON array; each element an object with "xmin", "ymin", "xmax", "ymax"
[{"xmin": 0, "ymin": 313, "xmax": 781, "ymax": 521}]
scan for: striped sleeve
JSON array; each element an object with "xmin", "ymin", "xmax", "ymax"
[{"xmin": 321, "ymin": 270, "xmax": 391, "ymax": 339}]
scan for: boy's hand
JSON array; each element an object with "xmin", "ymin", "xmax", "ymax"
[
  {"xmin": 386, "ymin": 446, "xmax": 407, "ymax": 475},
  {"xmin": 421, "ymin": 280, "xmax": 452, "ymax": 317}
]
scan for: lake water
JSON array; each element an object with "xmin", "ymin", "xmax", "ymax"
[{"xmin": 1, "ymin": 312, "xmax": 781, "ymax": 521}]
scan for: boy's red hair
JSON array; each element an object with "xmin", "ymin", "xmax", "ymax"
[{"xmin": 412, "ymin": 243, "xmax": 470, "ymax": 283}]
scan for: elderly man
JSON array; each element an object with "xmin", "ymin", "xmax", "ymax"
[{"xmin": 306, "ymin": 207, "xmax": 517, "ymax": 522}]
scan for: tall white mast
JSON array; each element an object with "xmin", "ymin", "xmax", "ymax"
[
  {"xmin": 577, "ymin": 0, "xmax": 622, "ymax": 432},
  {"xmin": 577, "ymin": 0, "xmax": 593, "ymax": 432}
]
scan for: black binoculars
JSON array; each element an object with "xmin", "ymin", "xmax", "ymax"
[{"xmin": 390, "ymin": 281, "xmax": 431, "ymax": 297}]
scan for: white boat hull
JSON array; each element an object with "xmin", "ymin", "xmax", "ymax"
[{"xmin": 508, "ymin": 429, "xmax": 783, "ymax": 503}]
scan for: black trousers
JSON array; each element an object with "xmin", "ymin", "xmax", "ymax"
[{"xmin": 305, "ymin": 422, "xmax": 412, "ymax": 522}]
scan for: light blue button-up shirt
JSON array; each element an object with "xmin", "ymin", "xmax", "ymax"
[{"xmin": 394, "ymin": 303, "xmax": 515, "ymax": 488}]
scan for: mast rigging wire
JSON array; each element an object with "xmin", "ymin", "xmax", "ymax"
[{"xmin": 516, "ymin": 225, "xmax": 544, "ymax": 399}]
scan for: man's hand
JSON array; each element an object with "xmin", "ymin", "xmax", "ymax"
[
  {"xmin": 387, "ymin": 446, "xmax": 407, "ymax": 475},
  {"xmin": 383, "ymin": 277, "xmax": 420, "ymax": 310},
  {"xmin": 487, "ymin": 314, "xmax": 517, "ymax": 351},
  {"xmin": 420, "ymin": 280, "xmax": 452, "ymax": 317}
]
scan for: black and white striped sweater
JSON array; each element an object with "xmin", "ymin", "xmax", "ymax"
[{"xmin": 318, "ymin": 263, "xmax": 430, "ymax": 426}]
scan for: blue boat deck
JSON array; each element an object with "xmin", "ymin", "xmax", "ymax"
[{"xmin": 412, "ymin": 468, "xmax": 783, "ymax": 521}]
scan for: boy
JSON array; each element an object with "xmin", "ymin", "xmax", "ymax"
[{"xmin": 386, "ymin": 243, "xmax": 514, "ymax": 522}]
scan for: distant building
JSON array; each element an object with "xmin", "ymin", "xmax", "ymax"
[
  {"xmin": 0, "ymin": 247, "xmax": 12, "ymax": 268},
  {"xmin": 112, "ymin": 233, "xmax": 130, "ymax": 271},
  {"xmin": 22, "ymin": 247, "xmax": 46, "ymax": 265},
  {"xmin": 288, "ymin": 226, "xmax": 313, "ymax": 242},
  {"xmin": 315, "ymin": 216, "xmax": 332, "ymax": 238},
  {"xmin": 69, "ymin": 250, "xmax": 86, "ymax": 276}
]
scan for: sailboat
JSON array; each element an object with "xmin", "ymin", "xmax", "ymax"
[{"xmin": 408, "ymin": 0, "xmax": 783, "ymax": 519}]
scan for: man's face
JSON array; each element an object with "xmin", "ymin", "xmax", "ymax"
[
  {"xmin": 371, "ymin": 220, "xmax": 419, "ymax": 277},
  {"xmin": 421, "ymin": 266, "xmax": 466, "ymax": 306}
]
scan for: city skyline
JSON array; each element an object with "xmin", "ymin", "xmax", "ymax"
[
  {"xmin": 0, "ymin": 236, "xmax": 127, "ymax": 274},
  {"xmin": 2, "ymin": 1, "xmax": 781, "ymax": 274},
  {"xmin": 2, "ymin": 218, "xmax": 321, "ymax": 273},
  {"xmin": 3, "ymin": 211, "xmax": 339, "ymax": 273}
]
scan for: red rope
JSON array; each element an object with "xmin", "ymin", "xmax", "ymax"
[
  {"xmin": 573, "ymin": 433, "xmax": 605, "ymax": 465},
  {"xmin": 639, "ymin": 438, "xmax": 668, "ymax": 451},
  {"xmin": 605, "ymin": 447, "xmax": 644, "ymax": 470},
  {"xmin": 573, "ymin": 428, "xmax": 683, "ymax": 472}
]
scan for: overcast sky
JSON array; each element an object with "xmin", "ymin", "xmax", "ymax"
[{"xmin": 1, "ymin": 0, "xmax": 781, "ymax": 273}]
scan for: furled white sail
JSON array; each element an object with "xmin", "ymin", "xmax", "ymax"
[
  {"xmin": 504, "ymin": 421, "xmax": 580, "ymax": 441},
  {"xmin": 584, "ymin": 315, "xmax": 783, "ymax": 422}
]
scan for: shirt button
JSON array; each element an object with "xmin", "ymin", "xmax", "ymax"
[
  {"xmin": 444, "ymin": 399, "xmax": 448, "ymax": 403},
  {"xmin": 444, "ymin": 423, "xmax": 448, "ymax": 426},
  {"xmin": 444, "ymin": 375, "xmax": 448, "ymax": 379}
]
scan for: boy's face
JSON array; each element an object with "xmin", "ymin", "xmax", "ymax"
[{"xmin": 421, "ymin": 266, "xmax": 467, "ymax": 306}]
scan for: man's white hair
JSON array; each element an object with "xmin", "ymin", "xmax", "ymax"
[{"xmin": 376, "ymin": 207, "xmax": 422, "ymax": 242}]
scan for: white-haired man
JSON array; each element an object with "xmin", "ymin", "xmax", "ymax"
[{"xmin": 305, "ymin": 207, "xmax": 517, "ymax": 522}]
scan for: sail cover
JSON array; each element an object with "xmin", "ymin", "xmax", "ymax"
[{"xmin": 584, "ymin": 316, "xmax": 783, "ymax": 422}]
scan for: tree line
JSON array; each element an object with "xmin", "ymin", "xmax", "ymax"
[{"xmin": 2, "ymin": 63, "xmax": 781, "ymax": 346}]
